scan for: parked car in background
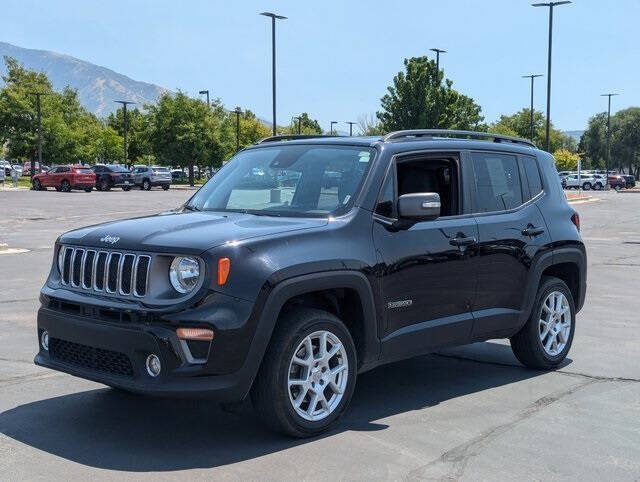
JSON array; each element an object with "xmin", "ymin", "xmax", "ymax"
[
  {"xmin": 92, "ymin": 164, "xmax": 135, "ymax": 191},
  {"xmin": 622, "ymin": 175, "xmax": 636, "ymax": 189},
  {"xmin": 171, "ymin": 169, "xmax": 188, "ymax": 182},
  {"xmin": 22, "ymin": 161, "xmax": 41, "ymax": 176},
  {"xmin": 563, "ymin": 173, "xmax": 602, "ymax": 190},
  {"xmin": 133, "ymin": 165, "xmax": 172, "ymax": 190},
  {"xmin": 1, "ymin": 160, "xmax": 11, "ymax": 177},
  {"xmin": 32, "ymin": 165, "xmax": 96, "ymax": 192},
  {"xmin": 608, "ymin": 174, "xmax": 626, "ymax": 191},
  {"xmin": 11, "ymin": 164, "xmax": 23, "ymax": 177}
]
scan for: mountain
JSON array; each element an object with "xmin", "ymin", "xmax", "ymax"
[
  {"xmin": 562, "ymin": 130, "xmax": 585, "ymax": 144},
  {"xmin": 0, "ymin": 41, "xmax": 168, "ymax": 117}
]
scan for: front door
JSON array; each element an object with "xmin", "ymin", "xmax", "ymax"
[{"xmin": 372, "ymin": 152, "xmax": 479, "ymax": 361}]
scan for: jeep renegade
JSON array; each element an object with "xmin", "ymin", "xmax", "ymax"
[{"xmin": 35, "ymin": 130, "xmax": 586, "ymax": 437}]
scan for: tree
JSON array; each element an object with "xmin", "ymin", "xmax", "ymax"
[
  {"xmin": 358, "ymin": 113, "xmax": 385, "ymax": 136},
  {"xmin": 280, "ymin": 112, "xmax": 323, "ymax": 135},
  {"xmin": 220, "ymin": 109, "xmax": 271, "ymax": 157},
  {"xmin": 489, "ymin": 108, "xmax": 575, "ymax": 152},
  {"xmin": 579, "ymin": 112, "xmax": 607, "ymax": 169},
  {"xmin": 106, "ymin": 107, "xmax": 152, "ymax": 165},
  {"xmin": 553, "ymin": 149, "xmax": 580, "ymax": 171},
  {"xmin": 376, "ymin": 56, "xmax": 484, "ymax": 132}
]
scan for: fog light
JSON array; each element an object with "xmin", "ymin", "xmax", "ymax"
[
  {"xmin": 145, "ymin": 354, "xmax": 161, "ymax": 377},
  {"xmin": 40, "ymin": 330, "xmax": 49, "ymax": 351},
  {"xmin": 176, "ymin": 327, "xmax": 214, "ymax": 341}
]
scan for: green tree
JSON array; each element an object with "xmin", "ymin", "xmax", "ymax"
[
  {"xmin": 553, "ymin": 148, "xmax": 580, "ymax": 171},
  {"xmin": 376, "ymin": 56, "xmax": 484, "ymax": 132},
  {"xmin": 611, "ymin": 107, "xmax": 640, "ymax": 177},
  {"xmin": 578, "ymin": 112, "xmax": 607, "ymax": 169},
  {"xmin": 106, "ymin": 107, "xmax": 152, "ymax": 164},
  {"xmin": 358, "ymin": 114, "xmax": 385, "ymax": 136},
  {"xmin": 280, "ymin": 112, "xmax": 323, "ymax": 135},
  {"xmin": 220, "ymin": 109, "xmax": 271, "ymax": 156}
]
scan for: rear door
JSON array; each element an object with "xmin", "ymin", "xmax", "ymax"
[{"xmin": 469, "ymin": 151, "xmax": 552, "ymax": 339}]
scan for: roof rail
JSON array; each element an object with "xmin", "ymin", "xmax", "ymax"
[
  {"xmin": 382, "ymin": 129, "xmax": 536, "ymax": 148},
  {"xmin": 255, "ymin": 134, "xmax": 338, "ymax": 144}
]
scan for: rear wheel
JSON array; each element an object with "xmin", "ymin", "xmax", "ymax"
[
  {"xmin": 122, "ymin": 186, "xmax": 131, "ymax": 192},
  {"xmin": 510, "ymin": 276, "xmax": 575, "ymax": 370},
  {"xmin": 84, "ymin": 187, "xmax": 92, "ymax": 192},
  {"xmin": 100, "ymin": 179, "xmax": 111, "ymax": 191},
  {"xmin": 582, "ymin": 182, "xmax": 591, "ymax": 190},
  {"xmin": 60, "ymin": 180, "xmax": 71, "ymax": 193},
  {"xmin": 614, "ymin": 184, "xmax": 622, "ymax": 191},
  {"xmin": 142, "ymin": 179, "xmax": 151, "ymax": 191},
  {"xmin": 162, "ymin": 184, "xmax": 169, "ymax": 191},
  {"xmin": 594, "ymin": 183, "xmax": 602, "ymax": 191},
  {"xmin": 251, "ymin": 308, "xmax": 357, "ymax": 437}
]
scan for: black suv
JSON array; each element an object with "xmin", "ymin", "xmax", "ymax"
[
  {"xmin": 35, "ymin": 130, "xmax": 586, "ymax": 437},
  {"xmin": 92, "ymin": 164, "xmax": 135, "ymax": 191}
]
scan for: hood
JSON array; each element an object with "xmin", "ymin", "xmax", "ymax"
[{"xmin": 59, "ymin": 211, "xmax": 328, "ymax": 254}]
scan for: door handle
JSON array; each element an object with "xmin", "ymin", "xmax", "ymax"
[
  {"xmin": 449, "ymin": 236, "xmax": 477, "ymax": 247},
  {"xmin": 521, "ymin": 226, "xmax": 545, "ymax": 237}
]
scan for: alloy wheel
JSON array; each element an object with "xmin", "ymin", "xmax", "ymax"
[
  {"xmin": 539, "ymin": 291, "xmax": 571, "ymax": 356},
  {"xmin": 287, "ymin": 330, "xmax": 348, "ymax": 422}
]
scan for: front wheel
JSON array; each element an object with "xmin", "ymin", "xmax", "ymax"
[
  {"xmin": 100, "ymin": 179, "xmax": 111, "ymax": 192},
  {"xmin": 614, "ymin": 184, "xmax": 622, "ymax": 191},
  {"xmin": 142, "ymin": 179, "xmax": 151, "ymax": 191},
  {"xmin": 84, "ymin": 187, "xmax": 92, "ymax": 192},
  {"xmin": 251, "ymin": 308, "xmax": 357, "ymax": 437},
  {"xmin": 122, "ymin": 186, "xmax": 131, "ymax": 192},
  {"xmin": 582, "ymin": 182, "xmax": 591, "ymax": 190},
  {"xmin": 162, "ymin": 184, "xmax": 169, "ymax": 191},
  {"xmin": 33, "ymin": 179, "xmax": 42, "ymax": 191},
  {"xmin": 510, "ymin": 276, "xmax": 575, "ymax": 370},
  {"xmin": 594, "ymin": 183, "xmax": 602, "ymax": 191},
  {"xmin": 60, "ymin": 180, "xmax": 71, "ymax": 193}
]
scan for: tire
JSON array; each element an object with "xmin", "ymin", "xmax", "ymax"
[
  {"xmin": 162, "ymin": 184, "xmax": 169, "ymax": 191},
  {"xmin": 100, "ymin": 179, "xmax": 111, "ymax": 192},
  {"xmin": 122, "ymin": 186, "xmax": 131, "ymax": 192},
  {"xmin": 60, "ymin": 180, "xmax": 71, "ymax": 193},
  {"xmin": 33, "ymin": 179, "xmax": 42, "ymax": 191},
  {"xmin": 614, "ymin": 185, "xmax": 621, "ymax": 191},
  {"xmin": 582, "ymin": 182, "xmax": 591, "ymax": 190},
  {"xmin": 84, "ymin": 187, "xmax": 92, "ymax": 192},
  {"xmin": 510, "ymin": 276, "xmax": 576, "ymax": 370},
  {"xmin": 594, "ymin": 183, "xmax": 602, "ymax": 191},
  {"xmin": 251, "ymin": 308, "xmax": 357, "ymax": 437},
  {"xmin": 142, "ymin": 179, "xmax": 151, "ymax": 191}
]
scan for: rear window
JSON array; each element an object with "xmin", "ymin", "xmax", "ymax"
[
  {"xmin": 152, "ymin": 167, "xmax": 169, "ymax": 173},
  {"xmin": 73, "ymin": 168, "xmax": 93, "ymax": 174},
  {"xmin": 522, "ymin": 156, "xmax": 543, "ymax": 198},
  {"xmin": 472, "ymin": 152, "xmax": 523, "ymax": 212},
  {"xmin": 109, "ymin": 165, "xmax": 131, "ymax": 172}
]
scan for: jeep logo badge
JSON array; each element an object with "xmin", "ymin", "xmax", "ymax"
[{"xmin": 100, "ymin": 235, "xmax": 120, "ymax": 245}]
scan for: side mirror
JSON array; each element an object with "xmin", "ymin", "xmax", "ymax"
[{"xmin": 398, "ymin": 192, "xmax": 441, "ymax": 221}]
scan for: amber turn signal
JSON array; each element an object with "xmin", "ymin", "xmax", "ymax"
[
  {"xmin": 176, "ymin": 327, "xmax": 214, "ymax": 341},
  {"xmin": 218, "ymin": 257, "xmax": 230, "ymax": 285}
]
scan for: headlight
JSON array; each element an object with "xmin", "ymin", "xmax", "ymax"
[
  {"xmin": 169, "ymin": 256, "xmax": 200, "ymax": 293},
  {"xmin": 57, "ymin": 246, "xmax": 65, "ymax": 273}
]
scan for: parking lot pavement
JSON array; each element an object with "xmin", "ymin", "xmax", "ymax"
[{"xmin": 0, "ymin": 189, "xmax": 639, "ymax": 480}]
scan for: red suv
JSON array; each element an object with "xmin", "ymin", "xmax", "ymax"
[{"xmin": 32, "ymin": 165, "xmax": 96, "ymax": 192}]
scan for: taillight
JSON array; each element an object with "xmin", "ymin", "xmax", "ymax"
[{"xmin": 571, "ymin": 212, "xmax": 580, "ymax": 232}]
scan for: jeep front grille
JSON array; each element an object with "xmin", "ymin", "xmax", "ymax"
[{"xmin": 60, "ymin": 246, "xmax": 150, "ymax": 297}]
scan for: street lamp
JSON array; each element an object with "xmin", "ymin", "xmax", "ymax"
[
  {"xmin": 601, "ymin": 93, "xmax": 619, "ymax": 187},
  {"xmin": 29, "ymin": 92, "xmax": 48, "ymax": 181},
  {"xmin": 260, "ymin": 12, "xmax": 287, "ymax": 136},
  {"xmin": 532, "ymin": 1, "xmax": 571, "ymax": 152},
  {"xmin": 234, "ymin": 107, "xmax": 243, "ymax": 152},
  {"xmin": 522, "ymin": 74, "xmax": 543, "ymax": 142},
  {"xmin": 114, "ymin": 100, "xmax": 136, "ymax": 167},
  {"xmin": 429, "ymin": 48, "xmax": 446, "ymax": 82},
  {"xmin": 293, "ymin": 116, "xmax": 301, "ymax": 134},
  {"xmin": 346, "ymin": 121, "xmax": 357, "ymax": 136},
  {"xmin": 330, "ymin": 121, "xmax": 338, "ymax": 135},
  {"xmin": 199, "ymin": 90, "xmax": 210, "ymax": 108}
]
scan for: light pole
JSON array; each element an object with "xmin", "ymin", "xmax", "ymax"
[
  {"xmin": 346, "ymin": 121, "xmax": 356, "ymax": 136},
  {"xmin": 532, "ymin": 1, "xmax": 571, "ymax": 152},
  {"xmin": 330, "ymin": 121, "xmax": 338, "ymax": 135},
  {"xmin": 293, "ymin": 116, "xmax": 301, "ymax": 134},
  {"xmin": 29, "ymin": 92, "xmax": 48, "ymax": 181},
  {"xmin": 260, "ymin": 12, "xmax": 287, "ymax": 136},
  {"xmin": 429, "ymin": 48, "xmax": 446, "ymax": 82},
  {"xmin": 234, "ymin": 107, "xmax": 243, "ymax": 152},
  {"xmin": 522, "ymin": 74, "xmax": 543, "ymax": 142},
  {"xmin": 601, "ymin": 93, "xmax": 619, "ymax": 186},
  {"xmin": 115, "ymin": 100, "xmax": 135, "ymax": 167},
  {"xmin": 199, "ymin": 90, "xmax": 210, "ymax": 107}
]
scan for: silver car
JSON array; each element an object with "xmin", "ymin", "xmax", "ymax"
[{"xmin": 133, "ymin": 165, "xmax": 172, "ymax": 191}]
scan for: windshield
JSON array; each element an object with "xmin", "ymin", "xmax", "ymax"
[
  {"xmin": 187, "ymin": 145, "xmax": 374, "ymax": 217},
  {"xmin": 109, "ymin": 165, "xmax": 130, "ymax": 172},
  {"xmin": 73, "ymin": 168, "xmax": 93, "ymax": 174}
]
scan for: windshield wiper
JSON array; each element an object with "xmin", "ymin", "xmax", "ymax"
[
  {"xmin": 243, "ymin": 210, "xmax": 281, "ymax": 217},
  {"xmin": 183, "ymin": 204, "xmax": 201, "ymax": 212}
]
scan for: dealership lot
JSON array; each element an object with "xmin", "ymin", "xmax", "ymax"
[{"xmin": 1, "ymin": 188, "xmax": 639, "ymax": 480}]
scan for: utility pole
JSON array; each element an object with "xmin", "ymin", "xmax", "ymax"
[
  {"xmin": 29, "ymin": 92, "xmax": 48, "ymax": 182},
  {"xmin": 293, "ymin": 116, "xmax": 301, "ymax": 134},
  {"xmin": 346, "ymin": 121, "xmax": 356, "ymax": 136},
  {"xmin": 260, "ymin": 12, "xmax": 287, "ymax": 136},
  {"xmin": 330, "ymin": 121, "xmax": 338, "ymax": 135},
  {"xmin": 115, "ymin": 101, "xmax": 135, "ymax": 167},
  {"xmin": 234, "ymin": 107, "xmax": 242, "ymax": 151},
  {"xmin": 429, "ymin": 48, "xmax": 446, "ymax": 82},
  {"xmin": 601, "ymin": 93, "xmax": 619, "ymax": 188},
  {"xmin": 532, "ymin": 1, "xmax": 571, "ymax": 151},
  {"xmin": 522, "ymin": 74, "xmax": 543, "ymax": 142},
  {"xmin": 199, "ymin": 90, "xmax": 210, "ymax": 107}
]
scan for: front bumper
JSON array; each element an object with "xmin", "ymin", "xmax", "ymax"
[{"xmin": 35, "ymin": 303, "xmax": 257, "ymax": 401}]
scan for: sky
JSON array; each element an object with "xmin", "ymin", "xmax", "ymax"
[{"xmin": 2, "ymin": 0, "xmax": 638, "ymax": 133}]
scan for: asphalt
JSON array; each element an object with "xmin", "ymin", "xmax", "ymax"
[{"xmin": 0, "ymin": 188, "xmax": 639, "ymax": 480}]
